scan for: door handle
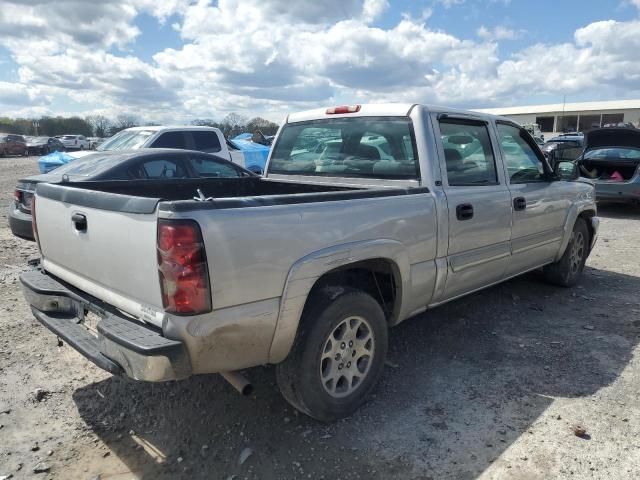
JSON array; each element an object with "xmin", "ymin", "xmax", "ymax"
[
  {"xmin": 71, "ymin": 213, "xmax": 87, "ymax": 232},
  {"xmin": 456, "ymin": 203, "xmax": 474, "ymax": 221},
  {"xmin": 513, "ymin": 197, "xmax": 527, "ymax": 211}
]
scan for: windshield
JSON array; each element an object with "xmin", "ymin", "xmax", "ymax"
[
  {"xmin": 584, "ymin": 147, "xmax": 640, "ymax": 160},
  {"xmin": 268, "ymin": 117, "xmax": 419, "ymax": 179},
  {"xmin": 97, "ymin": 130, "xmax": 154, "ymax": 151}
]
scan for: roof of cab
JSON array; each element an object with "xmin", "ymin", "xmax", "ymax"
[{"xmin": 285, "ymin": 103, "xmax": 511, "ymax": 124}]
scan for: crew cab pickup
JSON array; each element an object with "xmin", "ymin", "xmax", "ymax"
[{"xmin": 21, "ymin": 104, "xmax": 599, "ymax": 421}]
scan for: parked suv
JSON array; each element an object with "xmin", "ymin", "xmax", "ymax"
[
  {"xmin": 63, "ymin": 126, "xmax": 257, "ymax": 171},
  {"xmin": 0, "ymin": 134, "xmax": 28, "ymax": 156},
  {"xmin": 60, "ymin": 134, "xmax": 91, "ymax": 150}
]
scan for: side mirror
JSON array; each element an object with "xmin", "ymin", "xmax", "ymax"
[
  {"xmin": 554, "ymin": 160, "xmax": 579, "ymax": 180},
  {"xmin": 246, "ymin": 165, "xmax": 264, "ymax": 175}
]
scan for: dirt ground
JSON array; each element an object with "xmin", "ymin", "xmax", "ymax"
[{"xmin": 1, "ymin": 156, "xmax": 639, "ymax": 480}]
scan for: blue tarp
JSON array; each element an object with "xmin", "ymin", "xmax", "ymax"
[
  {"xmin": 230, "ymin": 134, "xmax": 271, "ymax": 171},
  {"xmin": 38, "ymin": 151, "xmax": 75, "ymax": 173}
]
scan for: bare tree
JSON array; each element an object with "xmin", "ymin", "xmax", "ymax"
[
  {"xmin": 86, "ymin": 115, "xmax": 112, "ymax": 138},
  {"xmin": 111, "ymin": 114, "xmax": 140, "ymax": 134},
  {"xmin": 246, "ymin": 117, "xmax": 279, "ymax": 136},
  {"xmin": 220, "ymin": 112, "xmax": 248, "ymax": 138}
]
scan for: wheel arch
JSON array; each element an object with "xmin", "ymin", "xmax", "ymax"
[
  {"xmin": 268, "ymin": 239, "xmax": 410, "ymax": 364},
  {"xmin": 555, "ymin": 204, "xmax": 597, "ymax": 262}
]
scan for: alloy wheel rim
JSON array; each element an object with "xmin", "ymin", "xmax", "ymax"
[
  {"xmin": 569, "ymin": 231, "xmax": 585, "ymax": 274},
  {"xmin": 320, "ymin": 316, "xmax": 375, "ymax": 398}
]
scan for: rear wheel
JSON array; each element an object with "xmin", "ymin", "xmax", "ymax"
[
  {"xmin": 276, "ymin": 287, "xmax": 388, "ymax": 422},
  {"xmin": 544, "ymin": 217, "xmax": 589, "ymax": 287}
]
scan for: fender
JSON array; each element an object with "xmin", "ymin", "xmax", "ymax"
[
  {"xmin": 555, "ymin": 197, "xmax": 597, "ymax": 262},
  {"xmin": 268, "ymin": 239, "xmax": 411, "ymax": 364}
]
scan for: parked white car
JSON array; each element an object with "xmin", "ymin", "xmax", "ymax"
[
  {"xmin": 65, "ymin": 126, "xmax": 253, "ymax": 170},
  {"xmin": 60, "ymin": 134, "xmax": 91, "ymax": 150}
]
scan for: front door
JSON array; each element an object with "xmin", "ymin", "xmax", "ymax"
[
  {"xmin": 435, "ymin": 115, "xmax": 513, "ymax": 300},
  {"xmin": 495, "ymin": 122, "xmax": 571, "ymax": 275}
]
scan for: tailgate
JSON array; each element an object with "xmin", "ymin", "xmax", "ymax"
[{"xmin": 34, "ymin": 183, "xmax": 165, "ymax": 326}]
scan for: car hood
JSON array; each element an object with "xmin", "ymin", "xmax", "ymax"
[{"xmin": 585, "ymin": 128, "xmax": 640, "ymax": 150}]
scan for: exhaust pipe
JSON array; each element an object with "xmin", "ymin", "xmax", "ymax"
[{"xmin": 220, "ymin": 371, "xmax": 253, "ymax": 396}]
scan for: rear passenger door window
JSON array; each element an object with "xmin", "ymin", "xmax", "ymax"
[
  {"xmin": 191, "ymin": 131, "xmax": 222, "ymax": 153},
  {"xmin": 150, "ymin": 131, "xmax": 188, "ymax": 149},
  {"xmin": 128, "ymin": 157, "xmax": 188, "ymax": 179},
  {"xmin": 189, "ymin": 155, "xmax": 242, "ymax": 177},
  {"xmin": 438, "ymin": 120, "xmax": 498, "ymax": 186}
]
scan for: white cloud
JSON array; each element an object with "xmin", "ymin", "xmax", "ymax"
[
  {"xmin": 0, "ymin": 0, "xmax": 640, "ymax": 121},
  {"xmin": 434, "ymin": 0, "xmax": 466, "ymax": 8},
  {"xmin": 477, "ymin": 25, "xmax": 525, "ymax": 41}
]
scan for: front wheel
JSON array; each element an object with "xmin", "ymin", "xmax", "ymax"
[
  {"xmin": 276, "ymin": 287, "xmax": 388, "ymax": 422},
  {"xmin": 543, "ymin": 217, "xmax": 589, "ymax": 287}
]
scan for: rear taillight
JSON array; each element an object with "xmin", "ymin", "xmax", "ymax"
[
  {"xmin": 326, "ymin": 105, "xmax": 361, "ymax": 114},
  {"xmin": 157, "ymin": 220, "xmax": 211, "ymax": 315},
  {"xmin": 14, "ymin": 189, "xmax": 22, "ymax": 203}
]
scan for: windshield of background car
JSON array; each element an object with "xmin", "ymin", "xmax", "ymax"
[
  {"xmin": 97, "ymin": 130, "xmax": 154, "ymax": 151},
  {"xmin": 268, "ymin": 117, "xmax": 419, "ymax": 179},
  {"xmin": 584, "ymin": 147, "xmax": 640, "ymax": 160}
]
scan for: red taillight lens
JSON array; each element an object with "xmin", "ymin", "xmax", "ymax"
[
  {"xmin": 14, "ymin": 189, "xmax": 22, "ymax": 203},
  {"xmin": 157, "ymin": 220, "xmax": 211, "ymax": 315}
]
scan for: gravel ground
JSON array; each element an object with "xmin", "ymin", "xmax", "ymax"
[{"xmin": 1, "ymin": 156, "xmax": 639, "ymax": 480}]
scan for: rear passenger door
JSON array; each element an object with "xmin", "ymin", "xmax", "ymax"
[
  {"xmin": 495, "ymin": 122, "xmax": 570, "ymax": 275},
  {"xmin": 435, "ymin": 116, "xmax": 513, "ymax": 300},
  {"xmin": 190, "ymin": 130, "xmax": 223, "ymax": 154},
  {"xmin": 149, "ymin": 131, "xmax": 189, "ymax": 149}
]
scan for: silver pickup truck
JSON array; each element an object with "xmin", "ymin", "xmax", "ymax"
[{"xmin": 21, "ymin": 104, "xmax": 599, "ymax": 421}]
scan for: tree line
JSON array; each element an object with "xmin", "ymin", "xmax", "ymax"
[{"xmin": 0, "ymin": 113, "xmax": 279, "ymax": 139}]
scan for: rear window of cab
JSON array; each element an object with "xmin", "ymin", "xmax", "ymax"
[{"xmin": 268, "ymin": 117, "xmax": 419, "ymax": 179}]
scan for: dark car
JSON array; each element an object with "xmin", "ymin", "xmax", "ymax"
[
  {"xmin": 26, "ymin": 136, "xmax": 66, "ymax": 156},
  {"xmin": 540, "ymin": 134, "xmax": 584, "ymax": 159},
  {"xmin": 0, "ymin": 133, "xmax": 28, "ymax": 157},
  {"xmin": 8, "ymin": 148, "xmax": 255, "ymax": 241},
  {"xmin": 575, "ymin": 128, "xmax": 640, "ymax": 204}
]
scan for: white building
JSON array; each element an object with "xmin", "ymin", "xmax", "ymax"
[{"xmin": 475, "ymin": 99, "xmax": 640, "ymax": 137}]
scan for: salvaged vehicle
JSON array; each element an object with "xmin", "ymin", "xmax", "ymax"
[
  {"xmin": 26, "ymin": 136, "xmax": 66, "ymax": 156},
  {"xmin": 21, "ymin": 104, "xmax": 599, "ymax": 421},
  {"xmin": 576, "ymin": 127, "xmax": 640, "ymax": 204},
  {"xmin": 8, "ymin": 149, "xmax": 255, "ymax": 241},
  {"xmin": 0, "ymin": 133, "xmax": 28, "ymax": 157}
]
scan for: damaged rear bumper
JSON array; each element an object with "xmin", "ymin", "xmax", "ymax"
[{"xmin": 20, "ymin": 269, "xmax": 192, "ymax": 381}]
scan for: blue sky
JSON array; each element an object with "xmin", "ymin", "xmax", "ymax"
[{"xmin": 0, "ymin": 0, "xmax": 639, "ymax": 122}]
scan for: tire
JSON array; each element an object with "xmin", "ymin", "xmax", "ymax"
[
  {"xmin": 543, "ymin": 217, "xmax": 589, "ymax": 287},
  {"xmin": 276, "ymin": 287, "xmax": 388, "ymax": 422}
]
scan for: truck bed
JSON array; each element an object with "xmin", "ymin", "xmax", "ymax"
[{"xmin": 37, "ymin": 177, "xmax": 424, "ymax": 213}]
